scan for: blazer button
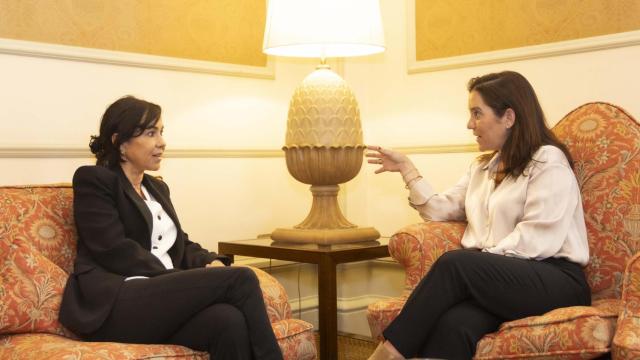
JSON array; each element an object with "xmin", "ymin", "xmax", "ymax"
[
  {"xmin": 157, "ymin": 215, "xmax": 161, "ymax": 220},
  {"xmin": 158, "ymin": 235, "xmax": 163, "ymax": 240},
  {"xmin": 152, "ymin": 246, "xmax": 158, "ymax": 250}
]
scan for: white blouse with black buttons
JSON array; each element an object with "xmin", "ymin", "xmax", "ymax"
[{"xmin": 141, "ymin": 185, "xmax": 177, "ymax": 270}]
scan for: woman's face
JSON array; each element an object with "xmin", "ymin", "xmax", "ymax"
[
  {"xmin": 120, "ymin": 118, "xmax": 166, "ymax": 173},
  {"xmin": 467, "ymin": 90, "xmax": 513, "ymax": 152}
]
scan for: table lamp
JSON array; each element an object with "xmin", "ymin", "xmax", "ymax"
[{"xmin": 263, "ymin": 0, "xmax": 384, "ymax": 244}]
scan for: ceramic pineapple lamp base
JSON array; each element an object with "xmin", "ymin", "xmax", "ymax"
[
  {"xmin": 271, "ymin": 227, "xmax": 381, "ymax": 245},
  {"xmin": 271, "ymin": 184, "xmax": 380, "ymax": 244},
  {"xmin": 273, "ymin": 66, "xmax": 379, "ymax": 245}
]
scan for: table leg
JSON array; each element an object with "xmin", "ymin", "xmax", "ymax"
[{"xmin": 317, "ymin": 255, "xmax": 338, "ymax": 360}]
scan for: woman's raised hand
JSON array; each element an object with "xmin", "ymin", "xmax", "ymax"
[{"xmin": 366, "ymin": 145, "xmax": 416, "ymax": 175}]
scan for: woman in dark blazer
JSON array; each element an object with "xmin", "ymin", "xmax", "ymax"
[{"xmin": 59, "ymin": 96, "xmax": 283, "ymax": 360}]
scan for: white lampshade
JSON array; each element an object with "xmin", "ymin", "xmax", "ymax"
[{"xmin": 263, "ymin": 0, "xmax": 385, "ymax": 58}]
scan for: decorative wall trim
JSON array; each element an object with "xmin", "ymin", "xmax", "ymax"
[
  {"xmin": 0, "ymin": 147, "xmax": 92, "ymax": 159},
  {"xmin": 397, "ymin": 144, "xmax": 478, "ymax": 154},
  {"xmin": 0, "ymin": 146, "xmax": 284, "ymax": 159},
  {"xmin": 0, "ymin": 38, "xmax": 275, "ymax": 79},
  {"xmin": 166, "ymin": 148, "xmax": 284, "ymax": 158},
  {"xmin": 407, "ymin": 0, "xmax": 640, "ymax": 73},
  {"xmin": 0, "ymin": 144, "xmax": 478, "ymax": 159}
]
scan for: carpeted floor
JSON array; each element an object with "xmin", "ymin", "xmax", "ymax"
[{"xmin": 314, "ymin": 332, "xmax": 377, "ymax": 360}]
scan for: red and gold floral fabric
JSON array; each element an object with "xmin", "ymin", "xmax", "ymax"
[
  {"xmin": 476, "ymin": 299, "xmax": 619, "ymax": 359},
  {"xmin": 367, "ymin": 103, "xmax": 640, "ymax": 359},
  {"xmin": 553, "ymin": 103, "xmax": 640, "ymax": 300},
  {"xmin": 0, "ymin": 333, "xmax": 208, "ymax": 360},
  {"xmin": 0, "ymin": 236, "xmax": 73, "ymax": 337},
  {"xmin": 390, "ymin": 221, "xmax": 466, "ymax": 294},
  {"xmin": 0, "ymin": 184, "xmax": 317, "ymax": 359},
  {"xmin": 272, "ymin": 319, "xmax": 318, "ymax": 360},
  {"xmin": 246, "ymin": 265, "xmax": 293, "ymax": 322},
  {"xmin": 612, "ymin": 252, "xmax": 640, "ymax": 359},
  {"xmin": 0, "ymin": 185, "xmax": 76, "ymax": 274}
]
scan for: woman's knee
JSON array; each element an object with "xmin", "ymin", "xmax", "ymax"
[
  {"xmin": 205, "ymin": 304, "xmax": 249, "ymax": 339},
  {"xmin": 432, "ymin": 249, "xmax": 474, "ymax": 271},
  {"xmin": 233, "ymin": 267, "xmax": 260, "ymax": 289}
]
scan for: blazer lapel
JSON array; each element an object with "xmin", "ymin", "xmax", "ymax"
[{"xmin": 115, "ymin": 167, "xmax": 153, "ymax": 236}]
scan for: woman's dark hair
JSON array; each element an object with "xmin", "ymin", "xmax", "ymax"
[
  {"xmin": 468, "ymin": 71, "xmax": 573, "ymax": 178},
  {"xmin": 89, "ymin": 96, "xmax": 162, "ymax": 168}
]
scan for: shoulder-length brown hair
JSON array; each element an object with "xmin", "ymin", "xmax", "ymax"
[
  {"xmin": 468, "ymin": 71, "xmax": 573, "ymax": 177},
  {"xmin": 89, "ymin": 96, "xmax": 162, "ymax": 168}
]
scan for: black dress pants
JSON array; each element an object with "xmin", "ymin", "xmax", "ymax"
[
  {"xmin": 383, "ymin": 249, "xmax": 590, "ymax": 360},
  {"xmin": 86, "ymin": 266, "xmax": 283, "ymax": 360}
]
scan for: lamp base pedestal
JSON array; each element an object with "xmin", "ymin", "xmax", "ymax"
[
  {"xmin": 271, "ymin": 226, "xmax": 380, "ymax": 245},
  {"xmin": 270, "ymin": 184, "xmax": 380, "ymax": 244}
]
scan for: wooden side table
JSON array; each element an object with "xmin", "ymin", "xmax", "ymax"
[{"xmin": 218, "ymin": 237, "xmax": 389, "ymax": 360}]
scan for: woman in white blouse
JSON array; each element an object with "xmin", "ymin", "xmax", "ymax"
[
  {"xmin": 366, "ymin": 71, "xmax": 590, "ymax": 360},
  {"xmin": 59, "ymin": 96, "xmax": 283, "ymax": 360}
]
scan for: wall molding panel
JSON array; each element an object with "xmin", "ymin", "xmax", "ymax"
[
  {"xmin": 407, "ymin": 0, "xmax": 640, "ymax": 73},
  {"xmin": 0, "ymin": 144, "xmax": 478, "ymax": 159},
  {"xmin": 0, "ymin": 38, "xmax": 275, "ymax": 79},
  {"xmin": 0, "ymin": 146, "xmax": 283, "ymax": 159},
  {"xmin": 398, "ymin": 144, "xmax": 478, "ymax": 154}
]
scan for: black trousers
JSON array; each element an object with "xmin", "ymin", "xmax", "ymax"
[
  {"xmin": 383, "ymin": 249, "xmax": 591, "ymax": 360},
  {"xmin": 86, "ymin": 266, "xmax": 283, "ymax": 360}
]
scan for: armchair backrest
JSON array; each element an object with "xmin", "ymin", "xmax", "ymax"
[
  {"xmin": 0, "ymin": 184, "xmax": 77, "ymax": 274},
  {"xmin": 552, "ymin": 102, "xmax": 640, "ymax": 300}
]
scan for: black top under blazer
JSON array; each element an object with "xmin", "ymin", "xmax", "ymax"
[{"xmin": 59, "ymin": 165, "xmax": 229, "ymax": 335}]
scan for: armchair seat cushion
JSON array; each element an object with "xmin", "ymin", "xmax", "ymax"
[
  {"xmin": 0, "ymin": 333, "xmax": 208, "ymax": 359},
  {"xmin": 368, "ymin": 296, "xmax": 619, "ymax": 359},
  {"xmin": 476, "ymin": 299, "xmax": 619, "ymax": 359}
]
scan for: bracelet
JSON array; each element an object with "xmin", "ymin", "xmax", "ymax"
[
  {"xmin": 402, "ymin": 168, "xmax": 419, "ymax": 182},
  {"xmin": 404, "ymin": 175, "xmax": 423, "ymax": 189}
]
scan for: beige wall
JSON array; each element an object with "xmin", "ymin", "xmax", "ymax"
[{"xmin": 2, "ymin": 0, "xmax": 640, "ymax": 336}]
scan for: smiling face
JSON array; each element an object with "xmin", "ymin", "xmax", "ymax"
[
  {"xmin": 467, "ymin": 90, "xmax": 514, "ymax": 152},
  {"xmin": 120, "ymin": 118, "xmax": 166, "ymax": 174}
]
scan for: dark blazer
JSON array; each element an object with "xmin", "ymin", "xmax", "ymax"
[{"xmin": 59, "ymin": 165, "xmax": 229, "ymax": 335}]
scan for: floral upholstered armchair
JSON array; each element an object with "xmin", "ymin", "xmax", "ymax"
[
  {"xmin": 367, "ymin": 102, "xmax": 640, "ymax": 359},
  {"xmin": 0, "ymin": 184, "xmax": 317, "ymax": 360}
]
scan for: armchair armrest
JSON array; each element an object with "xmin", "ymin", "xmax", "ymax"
[
  {"xmin": 389, "ymin": 221, "xmax": 466, "ymax": 294},
  {"xmin": 367, "ymin": 221, "xmax": 467, "ymax": 340},
  {"xmin": 244, "ymin": 266, "xmax": 292, "ymax": 323},
  {"xmin": 612, "ymin": 251, "xmax": 640, "ymax": 359}
]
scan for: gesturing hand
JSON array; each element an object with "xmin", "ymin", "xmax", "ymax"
[{"xmin": 365, "ymin": 145, "xmax": 416, "ymax": 175}]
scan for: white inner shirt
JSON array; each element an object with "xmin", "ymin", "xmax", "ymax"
[
  {"xmin": 141, "ymin": 185, "xmax": 177, "ymax": 270},
  {"xmin": 408, "ymin": 145, "xmax": 589, "ymax": 266}
]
